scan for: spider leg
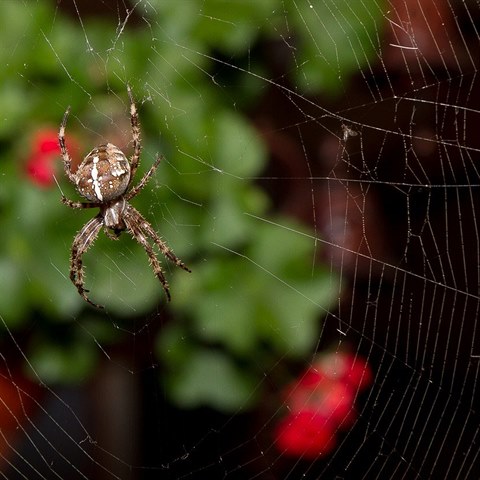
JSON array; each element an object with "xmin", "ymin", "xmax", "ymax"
[
  {"xmin": 143, "ymin": 221, "xmax": 191, "ymax": 273},
  {"xmin": 62, "ymin": 197, "xmax": 100, "ymax": 209},
  {"xmin": 124, "ymin": 154, "xmax": 163, "ymax": 201},
  {"xmin": 127, "ymin": 84, "xmax": 141, "ymax": 182},
  {"xmin": 70, "ymin": 215, "xmax": 104, "ymax": 309},
  {"xmin": 58, "ymin": 106, "xmax": 77, "ymax": 184},
  {"xmin": 126, "ymin": 205, "xmax": 191, "ymax": 273},
  {"xmin": 123, "ymin": 211, "xmax": 172, "ymax": 301}
]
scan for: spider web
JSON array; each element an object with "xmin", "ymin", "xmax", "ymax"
[{"xmin": 1, "ymin": 0, "xmax": 480, "ymax": 479}]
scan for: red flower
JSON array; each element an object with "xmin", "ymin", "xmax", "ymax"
[
  {"xmin": 274, "ymin": 351, "xmax": 373, "ymax": 459},
  {"xmin": 318, "ymin": 352, "xmax": 373, "ymax": 391},
  {"xmin": 275, "ymin": 411, "xmax": 337, "ymax": 458},
  {"xmin": 37, "ymin": 132, "xmax": 61, "ymax": 155},
  {"xmin": 25, "ymin": 129, "xmax": 78, "ymax": 187},
  {"xmin": 286, "ymin": 376, "xmax": 356, "ymax": 426},
  {"xmin": 296, "ymin": 367, "xmax": 323, "ymax": 388},
  {"xmin": 26, "ymin": 152, "xmax": 56, "ymax": 187}
]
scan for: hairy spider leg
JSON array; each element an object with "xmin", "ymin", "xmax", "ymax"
[
  {"xmin": 129, "ymin": 206, "xmax": 192, "ymax": 273},
  {"xmin": 122, "ymin": 210, "xmax": 172, "ymax": 301},
  {"xmin": 61, "ymin": 197, "xmax": 100, "ymax": 209},
  {"xmin": 126, "ymin": 84, "xmax": 141, "ymax": 183},
  {"xmin": 58, "ymin": 106, "xmax": 77, "ymax": 184},
  {"xmin": 70, "ymin": 215, "xmax": 104, "ymax": 309},
  {"xmin": 124, "ymin": 154, "xmax": 163, "ymax": 201}
]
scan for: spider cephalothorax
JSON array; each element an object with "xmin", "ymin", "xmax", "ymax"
[{"xmin": 59, "ymin": 86, "xmax": 191, "ymax": 308}]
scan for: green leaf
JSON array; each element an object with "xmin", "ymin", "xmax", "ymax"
[
  {"xmin": 261, "ymin": 275, "xmax": 338, "ymax": 356},
  {"xmin": 212, "ymin": 110, "xmax": 266, "ymax": 177},
  {"xmin": 248, "ymin": 217, "xmax": 315, "ymax": 272},
  {"xmin": 194, "ymin": 0, "xmax": 272, "ymax": 54},
  {"xmin": 287, "ymin": 0, "xmax": 384, "ymax": 95},
  {"xmin": 0, "ymin": 258, "xmax": 28, "ymax": 327},
  {"xmin": 29, "ymin": 338, "xmax": 98, "ymax": 385},
  {"xmin": 166, "ymin": 348, "xmax": 257, "ymax": 412}
]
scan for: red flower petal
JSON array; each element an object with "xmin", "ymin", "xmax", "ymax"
[
  {"xmin": 315, "ymin": 381, "xmax": 355, "ymax": 424},
  {"xmin": 275, "ymin": 411, "xmax": 337, "ymax": 459},
  {"xmin": 343, "ymin": 354, "xmax": 373, "ymax": 390},
  {"xmin": 286, "ymin": 375, "xmax": 355, "ymax": 421},
  {"xmin": 25, "ymin": 128, "xmax": 79, "ymax": 188},
  {"xmin": 33, "ymin": 129, "xmax": 61, "ymax": 155},
  {"xmin": 297, "ymin": 368, "xmax": 324, "ymax": 388},
  {"xmin": 318, "ymin": 352, "xmax": 373, "ymax": 390},
  {"xmin": 25, "ymin": 153, "xmax": 56, "ymax": 187}
]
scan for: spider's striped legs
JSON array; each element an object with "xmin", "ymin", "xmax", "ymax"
[
  {"xmin": 61, "ymin": 197, "xmax": 100, "ymax": 209},
  {"xmin": 137, "ymin": 211, "xmax": 191, "ymax": 274},
  {"xmin": 127, "ymin": 84, "xmax": 141, "ymax": 182},
  {"xmin": 70, "ymin": 215, "xmax": 104, "ymax": 309},
  {"xmin": 123, "ymin": 204, "xmax": 191, "ymax": 301},
  {"xmin": 124, "ymin": 154, "xmax": 163, "ymax": 202},
  {"xmin": 123, "ymin": 210, "xmax": 172, "ymax": 301},
  {"xmin": 58, "ymin": 106, "xmax": 77, "ymax": 185}
]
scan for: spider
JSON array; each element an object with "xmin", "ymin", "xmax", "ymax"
[{"xmin": 58, "ymin": 85, "xmax": 191, "ymax": 309}]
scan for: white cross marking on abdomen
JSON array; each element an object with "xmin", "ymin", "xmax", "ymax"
[{"xmin": 91, "ymin": 156, "xmax": 103, "ymax": 201}]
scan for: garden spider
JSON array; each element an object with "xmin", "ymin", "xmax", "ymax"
[{"xmin": 59, "ymin": 85, "xmax": 191, "ymax": 309}]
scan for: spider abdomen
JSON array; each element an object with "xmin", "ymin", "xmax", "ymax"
[{"xmin": 76, "ymin": 143, "xmax": 131, "ymax": 202}]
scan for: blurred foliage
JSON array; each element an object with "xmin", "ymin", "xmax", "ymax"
[{"xmin": 0, "ymin": 0, "xmax": 382, "ymax": 411}]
